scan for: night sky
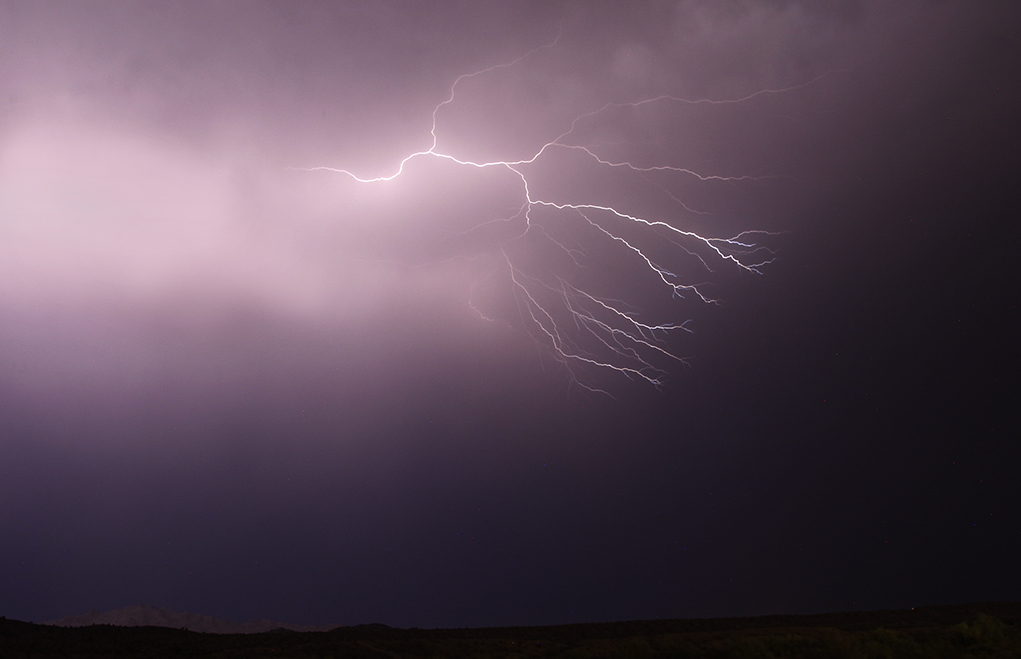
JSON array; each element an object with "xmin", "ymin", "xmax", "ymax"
[{"xmin": 1, "ymin": 1, "xmax": 1018, "ymax": 629}]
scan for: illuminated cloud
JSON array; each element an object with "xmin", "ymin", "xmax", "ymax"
[{"xmin": 0, "ymin": 2, "xmax": 833, "ymax": 393}]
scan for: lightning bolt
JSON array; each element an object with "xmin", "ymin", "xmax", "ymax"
[{"xmin": 295, "ymin": 32, "xmax": 812, "ymax": 394}]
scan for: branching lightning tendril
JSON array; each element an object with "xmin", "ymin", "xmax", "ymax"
[{"xmin": 297, "ymin": 34, "xmax": 812, "ymax": 394}]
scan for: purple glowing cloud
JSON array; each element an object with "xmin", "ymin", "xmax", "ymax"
[{"xmin": 1, "ymin": 5, "xmax": 830, "ymax": 394}]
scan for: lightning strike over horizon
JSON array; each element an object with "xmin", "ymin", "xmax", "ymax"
[
  {"xmin": 3, "ymin": 1, "xmax": 1010, "ymax": 630},
  {"xmin": 297, "ymin": 34, "xmax": 808, "ymax": 393}
]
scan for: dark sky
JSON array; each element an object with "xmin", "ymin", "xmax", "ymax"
[{"xmin": 1, "ymin": 0, "xmax": 1018, "ymax": 629}]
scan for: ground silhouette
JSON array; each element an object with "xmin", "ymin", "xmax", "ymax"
[{"xmin": 2, "ymin": 602, "xmax": 1018, "ymax": 658}]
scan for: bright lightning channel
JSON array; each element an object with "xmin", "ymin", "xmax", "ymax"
[{"xmin": 298, "ymin": 35, "xmax": 805, "ymax": 395}]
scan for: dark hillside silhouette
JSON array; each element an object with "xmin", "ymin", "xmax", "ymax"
[{"xmin": 4, "ymin": 602, "xmax": 1018, "ymax": 658}]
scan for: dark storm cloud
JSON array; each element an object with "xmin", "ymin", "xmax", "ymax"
[{"xmin": 1, "ymin": 0, "xmax": 1018, "ymax": 629}]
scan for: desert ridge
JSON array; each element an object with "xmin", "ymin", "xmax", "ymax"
[
  {"xmin": 1, "ymin": 603, "xmax": 1015, "ymax": 658},
  {"xmin": 42, "ymin": 604, "xmax": 341, "ymax": 634}
]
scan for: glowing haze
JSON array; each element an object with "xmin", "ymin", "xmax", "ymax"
[{"xmin": 0, "ymin": 1, "xmax": 854, "ymax": 391}]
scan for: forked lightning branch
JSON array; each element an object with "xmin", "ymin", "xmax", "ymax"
[{"xmin": 298, "ymin": 35, "xmax": 808, "ymax": 394}]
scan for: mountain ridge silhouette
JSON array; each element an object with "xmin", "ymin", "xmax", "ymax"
[{"xmin": 42, "ymin": 604, "xmax": 342, "ymax": 634}]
